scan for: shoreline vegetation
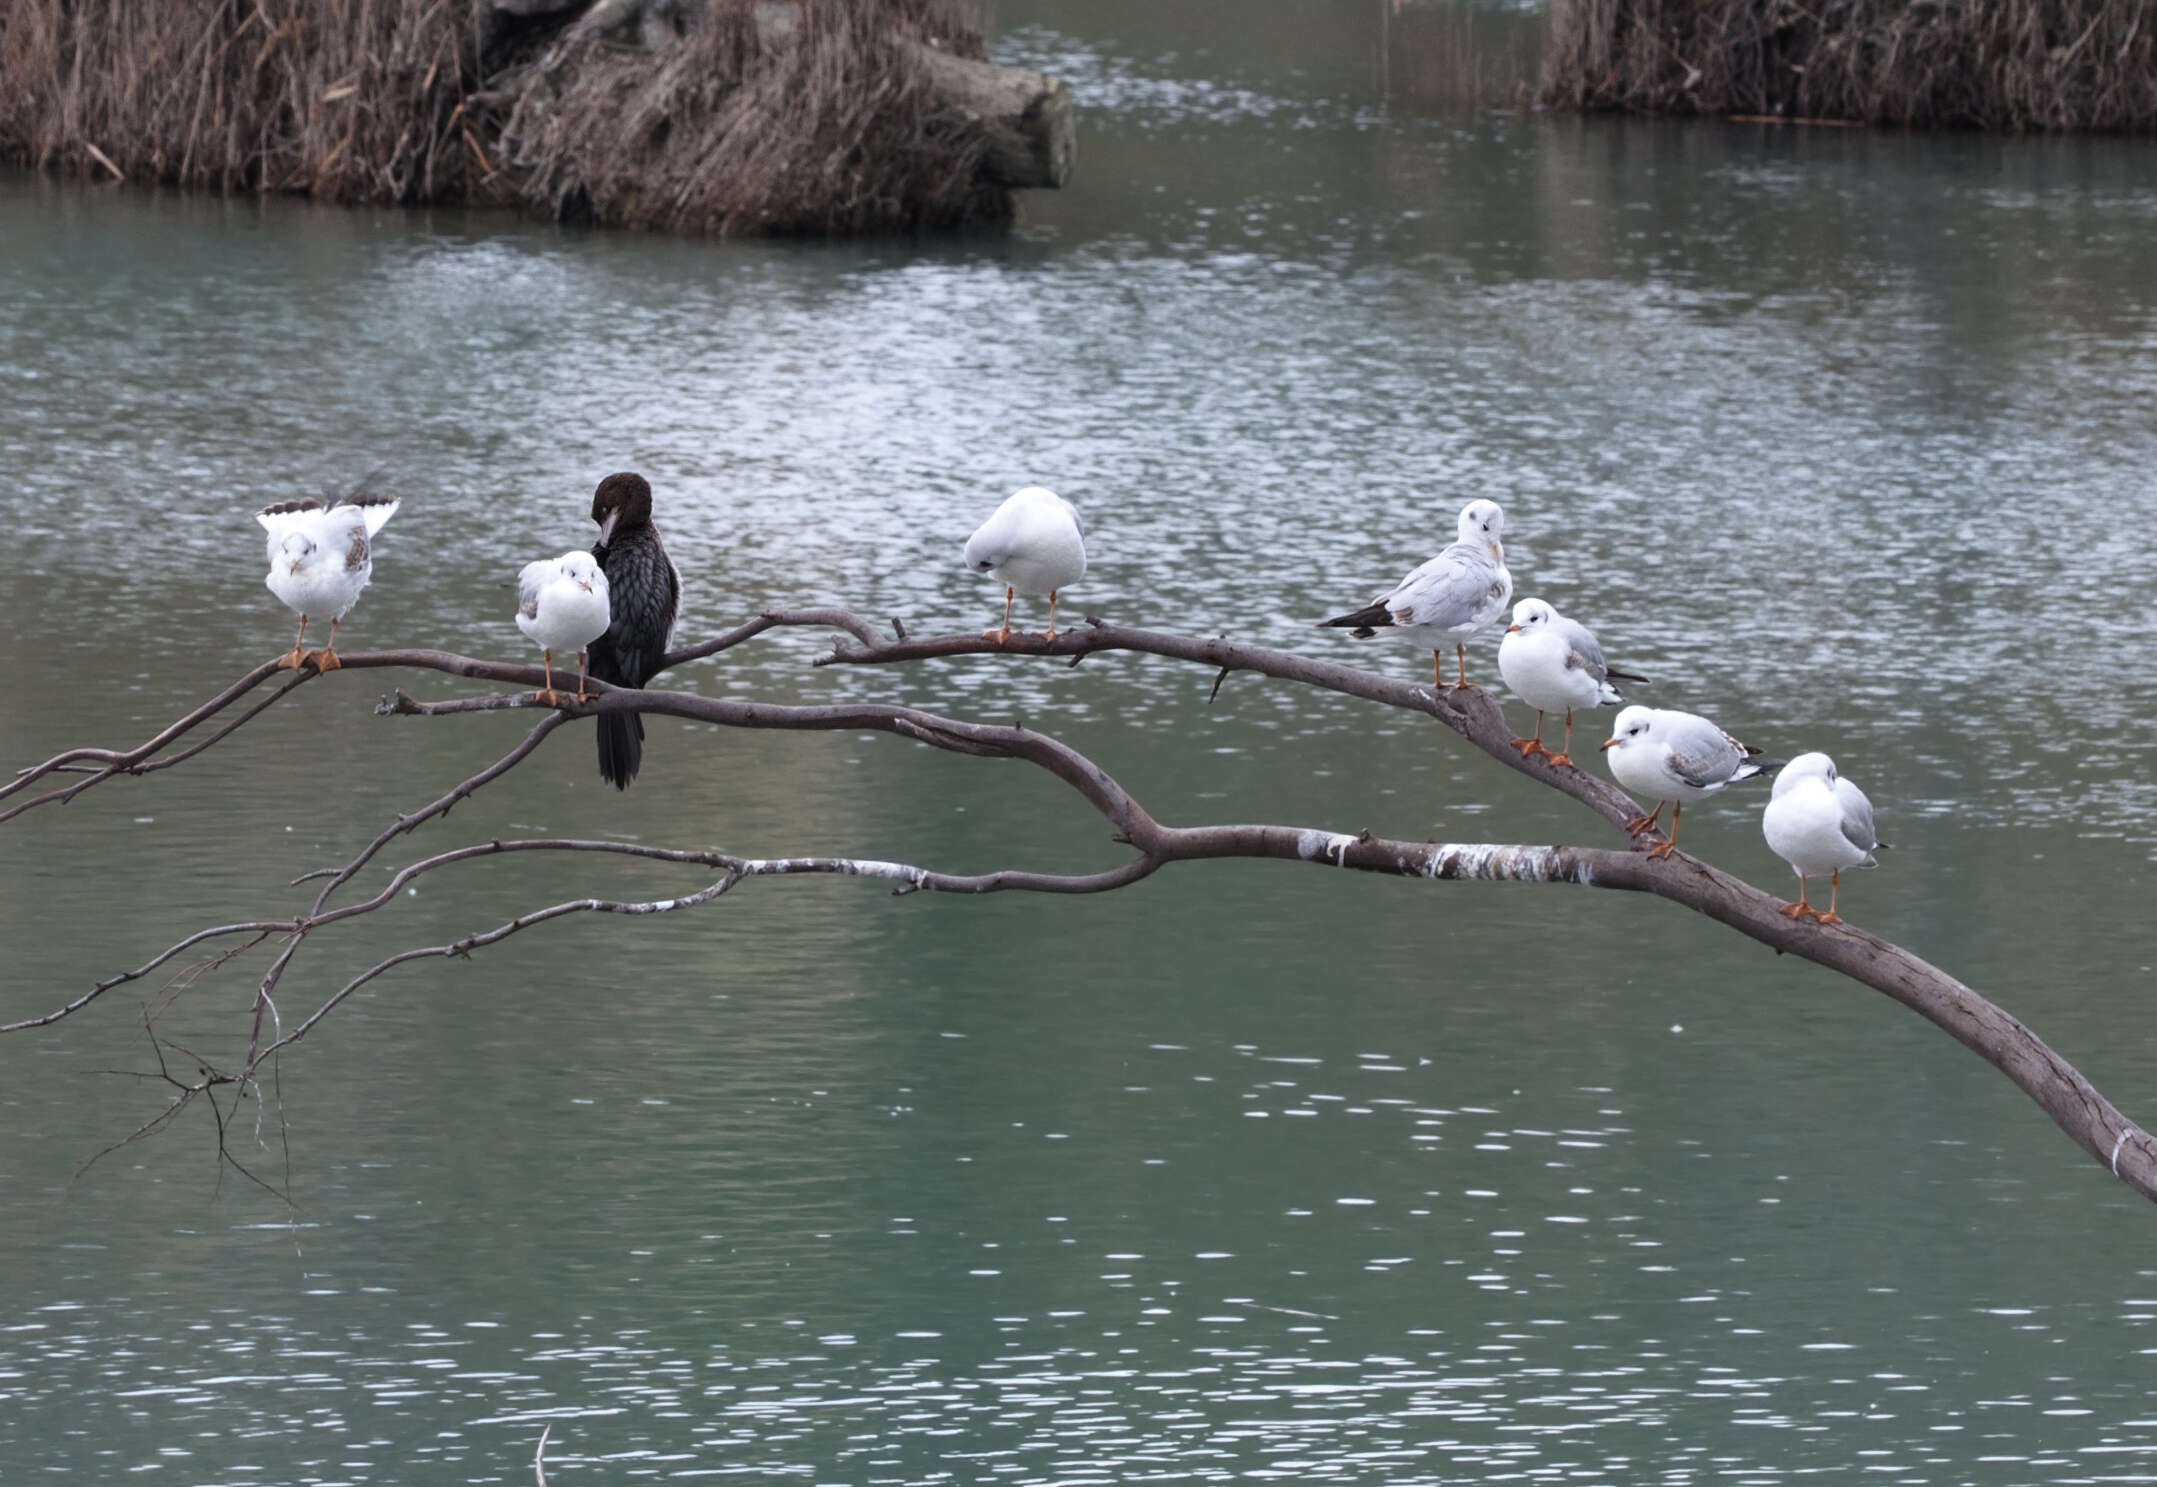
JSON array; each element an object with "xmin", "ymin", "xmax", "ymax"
[
  {"xmin": 3, "ymin": 0, "xmax": 2148, "ymax": 240},
  {"xmin": 1538, "ymin": 0, "xmax": 2157, "ymax": 131},
  {"xmin": 0, "ymin": 0, "xmax": 1073, "ymax": 235}
]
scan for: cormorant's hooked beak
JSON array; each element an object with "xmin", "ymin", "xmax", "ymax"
[{"xmin": 596, "ymin": 510, "xmax": 620, "ymax": 545}]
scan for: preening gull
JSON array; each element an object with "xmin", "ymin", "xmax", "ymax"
[
  {"xmin": 1496, "ymin": 597, "xmax": 1647, "ymax": 767},
  {"xmin": 1762, "ymin": 752, "xmax": 1884, "ymax": 924},
  {"xmin": 257, "ymin": 490, "xmax": 400, "ymax": 670},
  {"xmin": 963, "ymin": 486, "xmax": 1086, "ymax": 643},
  {"xmin": 516, "ymin": 550, "xmax": 612, "ymax": 706},
  {"xmin": 1601, "ymin": 705, "xmax": 1778, "ymax": 860},
  {"xmin": 1319, "ymin": 499, "xmax": 1512, "ymax": 689}
]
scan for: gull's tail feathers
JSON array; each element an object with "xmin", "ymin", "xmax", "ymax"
[{"xmin": 1318, "ymin": 601, "xmax": 1391, "ymax": 637}]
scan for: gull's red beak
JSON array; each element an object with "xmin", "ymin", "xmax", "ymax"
[
  {"xmin": 1599, "ymin": 737, "xmax": 1620, "ymax": 751},
  {"xmin": 1505, "ymin": 624, "xmax": 1521, "ymax": 633}
]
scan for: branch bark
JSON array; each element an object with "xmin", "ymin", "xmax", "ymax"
[{"xmin": 8, "ymin": 610, "xmax": 2155, "ymax": 1207}]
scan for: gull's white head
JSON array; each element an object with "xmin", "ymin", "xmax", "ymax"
[
  {"xmin": 1770, "ymin": 750, "xmax": 1837, "ymax": 799},
  {"xmin": 1602, "ymin": 704, "xmax": 1654, "ymax": 753},
  {"xmin": 1456, "ymin": 499, "xmax": 1504, "ymax": 550},
  {"xmin": 557, "ymin": 550, "xmax": 604, "ymax": 592},
  {"xmin": 1506, "ymin": 597, "xmax": 1555, "ymax": 634},
  {"xmin": 278, "ymin": 532, "xmax": 316, "ymax": 575}
]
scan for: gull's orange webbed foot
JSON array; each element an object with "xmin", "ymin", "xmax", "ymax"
[
  {"xmin": 1779, "ymin": 902, "xmax": 1808, "ymax": 919},
  {"xmin": 1039, "ymin": 628, "xmax": 1059, "ymax": 641},
  {"xmin": 1813, "ymin": 911, "xmax": 1843, "ymax": 926},
  {"xmin": 535, "ymin": 689, "xmax": 563, "ymax": 707},
  {"xmin": 982, "ymin": 627, "xmax": 1012, "ymax": 645},
  {"xmin": 307, "ymin": 649, "xmax": 342, "ymax": 672},
  {"xmin": 1546, "ymin": 753, "xmax": 1574, "ymax": 769},
  {"xmin": 1624, "ymin": 814, "xmax": 1659, "ymax": 836},
  {"xmin": 1645, "ymin": 839, "xmax": 1678, "ymax": 861},
  {"xmin": 1510, "ymin": 738, "xmax": 1548, "ymax": 758},
  {"xmin": 276, "ymin": 649, "xmax": 306, "ymax": 670}
]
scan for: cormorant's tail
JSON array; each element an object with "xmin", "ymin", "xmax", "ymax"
[
  {"xmin": 597, "ymin": 710, "xmax": 645, "ymax": 790},
  {"xmin": 1318, "ymin": 601, "xmax": 1391, "ymax": 638}
]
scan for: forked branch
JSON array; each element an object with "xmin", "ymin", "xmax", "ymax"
[{"xmin": 6, "ymin": 609, "xmax": 2153, "ymax": 1207}]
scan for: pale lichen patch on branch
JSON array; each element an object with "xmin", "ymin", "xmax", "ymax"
[
  {"xmin": 1295, "ymin": 829, "xmax": 1357, "ymax": 866},
  {"xmin": 1420, "ymin": 842, "xmax": 1568, "ymax": 883}
]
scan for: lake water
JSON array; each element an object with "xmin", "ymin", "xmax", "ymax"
[{"xmin": 5, "ymin": 2, "xmax": 2157, "ymax": 1481}]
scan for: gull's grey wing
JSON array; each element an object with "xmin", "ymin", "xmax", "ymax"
[
  {"xmin": 1660, "ymin": 712, "xmax": 1744, "ymax": 788},
  {"xmin": 516, "ymin": 559, "xmax": 552, "ymax": 622},
  {"xmin": 1835, "ymin": 777, "xmax": 1880, "ymax": 856},
  {"xmin": 1554, "ymin": 615, "xmax": 1609, "ymax": 685},
  {"xmin": 1386, "ymin": 544, "xmax": 1505, "ymax": 630},
  {"xmin": 316, "ymin": 503, "xmax": 372, "ymax": 572}
]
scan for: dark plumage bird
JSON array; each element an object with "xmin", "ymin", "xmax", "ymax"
[{"xmin": 585, "ymin": 472, "xmax": 680, "ymax": 789}]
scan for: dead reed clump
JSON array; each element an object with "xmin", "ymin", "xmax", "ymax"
[
  {"xmin": 1539, "ymin": 0, "xmax": 2157, "ymax": 131},
  {"xmin": 499, "ymin": 0, "xmax": 1008, "ymax": 234},
  {"xmin": 0, "ymin": 0, "xmax": 1019, "ymax": 232},
  {"xmin": 0, "ymin": 0, "xmax": 479, "ymax": 199}
]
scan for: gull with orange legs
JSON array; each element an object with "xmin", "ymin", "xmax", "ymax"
[
  {"xmin": 1762, "ymin": 752, "xmax": 1884, "ymax": 925},
  {"xmin": 1319, "ymin": 499, "xmax": 1511, "ymax": 689},
  {"xmin": 963, "ymin": 486, "xmax": 1086, "ymax": 644},
  {"xmin": 1601, "ymin": 705, "xmax": 1778, "ymax": 860},
  {"xmin": 257, "ymin": 489, "xmax": 400, "ymax": 670},
  {"xmin": 516, "ymin": 550, "xmax": 612, "ymax": 707},
  {"xmin": 1496, "ymin": 597, "xmax": 1646, "ymax": 767}
]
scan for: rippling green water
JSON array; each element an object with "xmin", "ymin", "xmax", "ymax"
[{"xmin": 5, "ymin": 3, "xmax": 2157, "ymax": 1480}]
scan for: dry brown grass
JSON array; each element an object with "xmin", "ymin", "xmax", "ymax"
[
  {"xmin": 1540, "ymin": 0, "xmax": 2157, "ymax": 130},
  {"xmin": 0, "ymin": 0, "xmax": 477, "ymax": 198},
  {"xmin": 0, "ymin": 0, "xmax": 1011, "ymax": 231},
  {"xmin": 504, "ymin": 0, "xmax": 1006, "ymax": 233}
]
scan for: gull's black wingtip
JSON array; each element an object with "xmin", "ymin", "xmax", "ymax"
[{"xmin": 1318, "ymin": 601, "xmax": 1391, "ymax": 634}]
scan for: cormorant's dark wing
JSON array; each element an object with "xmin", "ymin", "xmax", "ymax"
[{"xmin": 589, "ymin": 527, "xmax": 680, "ymax": 790}]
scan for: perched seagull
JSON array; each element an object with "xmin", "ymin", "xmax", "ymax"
[
  {"xmin": 516, "ymin": 550, "xmax": 612, "ymax": 707},
  {"xmin": 257, "ymin": 490, "xmax": 400, "ymax": 670},
  {"xmin": 963, "ymin": 486, "xmax": 1086, "ymax": 643},
  {"xmin": 1762, "ymin": 752, "xmax": 1884, "ymax": 925},
  {"xmin": 1496, "ymin": 597, "xmax": 1647, "ymax": 767},
  {"xmin": 1601, "ymin": 705, "xmax": 1778, "ymax": 860},
  {"xmin": 587, "ymin": 472, "xmax": 680, "ymax": 790},
  {"xmin": 1319, "ymin": 499, "xmax": 1512, "ymax": 689}
]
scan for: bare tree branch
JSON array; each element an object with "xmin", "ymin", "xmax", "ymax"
[
  {"xmin": 1, "ymin": 660, "xmax": 302, "ymax": 820},
  {"xmin": 7, "ymin": 613, "xmax": 2156, "ymax": 1209},
  {"xmin": 1, "ymin": 925, "xmax": 282, "ymax": 1034}
]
